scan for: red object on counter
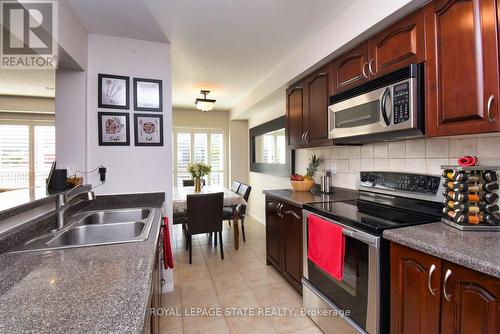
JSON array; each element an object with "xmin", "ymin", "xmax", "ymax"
[
  {"xmin": 457, "ymin": 156, "xmax": 477, "ymax": 167},
  {"xmin": 162, "ymin": 216, "xmax": 174, "ymax": 269},
  {"xmin": 307, "ymin": 214, "xmax": 345, "ymax": 281}
]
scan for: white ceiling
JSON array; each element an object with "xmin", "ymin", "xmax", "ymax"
[{"xmin": 65, "ymin": 0, "xmax": 353, "ymax": 111}]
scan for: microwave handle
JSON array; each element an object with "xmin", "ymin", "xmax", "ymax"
[{"xmin": 381, "ymin": 87, "xmax": 392, "ymax": 126}]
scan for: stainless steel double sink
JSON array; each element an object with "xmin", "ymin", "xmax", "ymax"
[{"xmin": 9, "ymin": 208, "xmax": 156, "ymax": 254}]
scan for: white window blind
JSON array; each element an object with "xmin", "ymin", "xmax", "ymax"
[
  {"xmin": 0, "ymin": 125, "xmax": 30, "ymax": 190},
  {"xmin": 0, "ymin": 123, "xmax": 55, "ymax": 191},
  {"xmin": 173, "ymin": 129, "xmax": 225, "ymax": 187},
  {"xmin": 34, "ymin": 126, "xmax": 56, "ymax": 188}
]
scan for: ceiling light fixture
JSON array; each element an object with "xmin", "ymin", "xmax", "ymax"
[{"xmin": 195, "ymin": 90, "xmax": 216, "ymax": 113}]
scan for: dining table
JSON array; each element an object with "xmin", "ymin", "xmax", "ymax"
[{"xmin": 172, "ymin": 185, "xmax": 247, "ymax": 250}]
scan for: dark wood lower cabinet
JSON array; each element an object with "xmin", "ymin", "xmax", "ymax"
[
  {"xmin": 391, "ymin": 243, "xmax": 499, "ymax": 334},
  {"xmin": 440, "ymin": 262, "xmax": 500, "ymax": 334},
  {"xmin": 265, "ymin": 195, "xmax": 303, "ymax": 293}
]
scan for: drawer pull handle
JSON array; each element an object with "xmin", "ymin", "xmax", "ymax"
[
  {"xmin": 487, "ymin": 94, "xmax": 495, "ymax": 124},
  {"xmin": 443, "ymin": 269, "xmax": 452, "ymax": 302},
  {"xmin": 427, "ymin": 264, "xmax": 436, "ymax": 296}
]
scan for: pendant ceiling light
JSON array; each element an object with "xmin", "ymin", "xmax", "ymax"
[{"xmin": 195, "ymin": 90, "xmax": 216, "ymax": 113}]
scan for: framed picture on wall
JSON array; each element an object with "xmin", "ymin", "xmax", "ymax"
[
  {"xmin": 98, "ymin": 74, "xmax": 130, "ymax": 109},
  {"xmin": 133, "ymin": 78, "xmax": 162, "ymax": 112},
  {"xmin": 98, "ymin": 112, "xmax": 130, "ymax": 146},
  {"xmin": 134, "ymin": 113, "xmax": 163, "ymax": 146}
]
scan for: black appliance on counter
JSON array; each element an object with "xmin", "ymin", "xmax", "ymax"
[{"xmin": 302, "ymin": 171, "xmax": 443, "ymax": 334}]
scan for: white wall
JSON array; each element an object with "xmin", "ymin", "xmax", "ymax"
[
  {"xmin": 246, "ymin": 91, "xmax": 290, "ymax": 224},
  {"xmin": 55, "ymin": 69, "xmax": 87, "ymax": 174},
  {"xmin": 229, "ymin": 120, "xmax": 249, "ymax": 185},
  {"xmin": 86, "ymin": 34, "xmax": 172, "ymax": 197}
]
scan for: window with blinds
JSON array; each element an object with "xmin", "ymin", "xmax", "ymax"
[
  {"xmin": 0, "ymin": 123, "xmax": 55, "ymax": 191},
  {"xmin": 173, "ymin": 129, "xmax": 225, "ymax": 187}
]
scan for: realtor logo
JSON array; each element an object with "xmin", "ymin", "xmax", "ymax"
[{"xmin": 0, "ymin": 0, "xmax": 58, "ymax": 69}]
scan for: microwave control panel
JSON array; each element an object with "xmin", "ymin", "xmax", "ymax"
[{"xmin": 393, "ymin": 82, "xmax": 410, "ymax": 124}]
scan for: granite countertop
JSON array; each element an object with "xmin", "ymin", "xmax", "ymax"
[
  {"xmin": 263, "ymin": 187, "xmax": 357, "ymax": 207},
  {"xmin": 0, "ymin": 198, "xmax": 163, "ymax": 333},
  {"xmin": 384, "ymin": 222, "xmax": 500, "ymax": 278}
]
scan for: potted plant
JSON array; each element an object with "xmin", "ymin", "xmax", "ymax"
[{"xmin": 187, "ymin": 162, "xmax": 211, "ymax": 192}]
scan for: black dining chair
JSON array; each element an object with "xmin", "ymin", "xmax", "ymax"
[
  {"xmin": 182, "ymin": 179, "xmax": 206, "ymax": 187},
  {"xmin": 222, "ymin": 183, "xmax": 252, "ymax": 242},
  {"xmin": 185, "ymin": 192, "xmax": 224, "ymax": 264}
]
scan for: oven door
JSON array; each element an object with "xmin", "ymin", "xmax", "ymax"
[
  {"xmin": 302, "ymin": 210, "xmax": 380, "ymax": 334},
  {"xmin": 328, "ymin": 85, "xmax": 393, "ymax": 140}
]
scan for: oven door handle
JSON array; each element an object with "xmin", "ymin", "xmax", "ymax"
[{"xmin": 342, "ymin": 229, "xmax": 379, "ymax": 247}]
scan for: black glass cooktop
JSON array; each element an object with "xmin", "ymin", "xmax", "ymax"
[{"xmin": 304, "ymin": 199, "xmax": 441, "ymax": 235}]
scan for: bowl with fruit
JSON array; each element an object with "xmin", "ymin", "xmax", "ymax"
[{"xmin": 290, "ymin": 154, "xmax": 321, "ymax": 192}]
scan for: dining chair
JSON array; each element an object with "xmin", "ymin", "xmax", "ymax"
[
  {"xmin": 227, "ymin": 180, "xmax": 241, "ymax": 226},
  {"xmin": 222, "ymin": 183, "xmax": 252, "ymax": 242},
  {"xmin": 185, "ymin": 192, "xmax": 224, "ymax": 264},
  {"xmin": 182, "ymin": 179, "xmax": 206, "ymax": 187},
  {"xmin": 231, "ymin": 180, "xmax": 241, "ymax": 193}
]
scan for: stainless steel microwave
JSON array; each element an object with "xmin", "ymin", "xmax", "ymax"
[{"xmin": 328, "ymin": 64, "xmax": 424, "ymax": 143}]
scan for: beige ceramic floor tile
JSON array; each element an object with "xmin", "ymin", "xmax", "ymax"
[
  {"xmin": 225, "ymin": 316, "xmax": 277, "ymax": 334},
  {"xmin": 268, "ymin": 302, "xmax": 315, "ymax": 333},
  {"xmin": 252, "ymin": 282, "xmax": 302, "ymax": 307},
  {"xmin": 179, "ymin": 278, "xmax": 217, "ymax": 302},
  {"xmin": 183, "ymin": 318, "xmax": 230, "ymax": 334},
  {"xmin": 158, "ymin": 311, "xmax": 183, "ymax": 331},
  {"xmin": 218, "ymin": 289, "xmax": 261, "ymax": 309},
  {"xmin": 288, "ymin": 326, "xmax": 324, "ymax": 334},
  {"xmin": 235, "ymin": 257, "xmax": 266, "ymax": 273},
  {"xmin": 158, "ymin": 325, "xmax": 183, "ymax": 334},
  {"xmin": 212, "ymin": 272, "xmax": 249, "ymax": 296},
  {"xmin": 174, "ymin": 266, "xmax": 211, "ymax": 282},
  {"xmin": 182, "ymin": 296, "xmax": 224, "ymax": 328},
  {"xmin": 161, "ymin": 291, "xmax": 181, "ymax": 307},
  {"xmin": 242, "ymin": 267, "xmax": 283, "ymax": 288}
]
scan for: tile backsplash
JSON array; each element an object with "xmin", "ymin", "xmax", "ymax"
[{"xmin": 295, "ymin": 134, "xmax": 500, "ymax": 190}]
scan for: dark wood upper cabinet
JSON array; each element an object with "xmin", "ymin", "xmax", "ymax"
[
  {"xmin": 369, "ymin": 8, "xmax": 425, "ymax": 78},
  {"xmin": 440, "ymin": 261, "xmax": 500, "ymax": 334},
  {"xmin": 286, "ymin": 84, "xmax": 305, "ymax": 147},
  {"xmin": 332, "ymin": 43, "xmax": 369, "ymax": 93},
  {"xmin": 286, "ymin": 66, "xmax": 333, "ymax": 149},
  {"xmin": 305, "ymin": 67, "xmax": 332, "ymax": 146},
  {"xmin": 390, "ymin": 243, "xmax": 441, "ymax": 334},
  {"xmin": 425, "ymin": 0, "xmax": 500, "ymax": 136},
  {"xmin": 281, "ymin": 203, "xmax": 303, "ymax": 292}
]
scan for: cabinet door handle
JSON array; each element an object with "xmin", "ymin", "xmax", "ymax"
[
  {"xmin": 427, "ymin": 264, "xmax": 436, "ymax": 296},
  {"xmin": 487, "ymin": 94, "xmax": 495, "ymax": 124},
  {"xmin": 277, "ymin": 203, "xmax": 283, "ymax": 218},
  {"xmin": 305, "ymin": 131, "xmax": 309, "ymax": 143},
  {"xmin": 283, "ymin": 210, "xmax": 301, "ymax": 220},
  {"xmin": 443, "ymin": 269, "xmax": 452, "ymax": 302},
  {"xmin": 362, "ymin": 62, "xmax": 368, "ymax": 78},
  {"xmin": 301, "ymin": 132, "xmax": 306, "ymax": 144},
  {"xmin": 369, "ymin": 59, "xmax": 376, "ymax": 75}
]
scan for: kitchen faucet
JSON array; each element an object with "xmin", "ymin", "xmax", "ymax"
[{"xmin": 54, "ymin": 185, "xmax": 96, "ymax": 231}]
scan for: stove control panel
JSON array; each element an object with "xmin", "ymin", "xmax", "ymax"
[{"xmin": 360, "ymin": 171, "xmax": 441, "ymax": 194}]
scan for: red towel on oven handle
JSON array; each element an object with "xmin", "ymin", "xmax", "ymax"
[
  {"xmin": 307, "ymin": 214, "xmax": 345, "ymax": 281},
  {"xmin": 162, "ymin": 216, "xmax": 174, "ymax": 269}
]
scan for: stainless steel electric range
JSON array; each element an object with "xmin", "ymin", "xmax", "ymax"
[{"xmin": 302, "ymin": 171, "xmax": 443, "ymax": 334}]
